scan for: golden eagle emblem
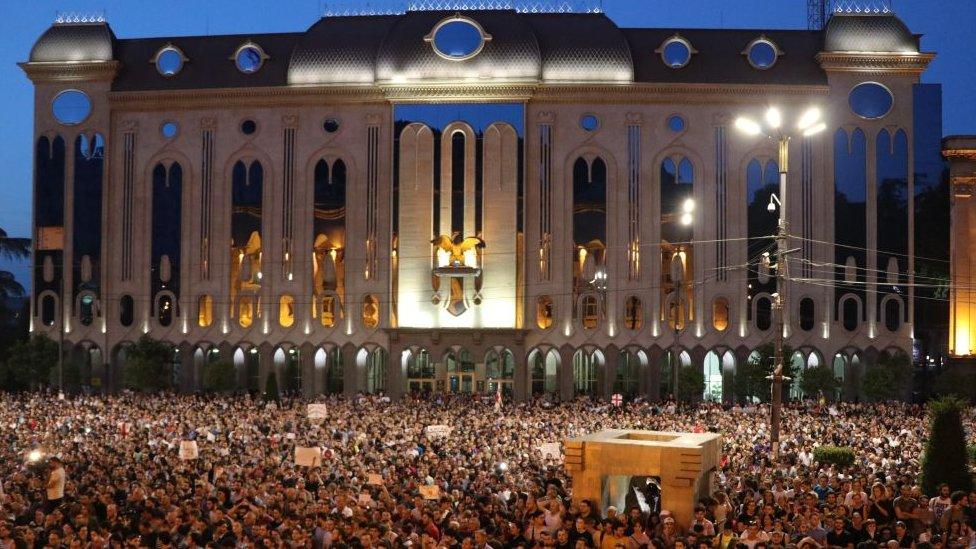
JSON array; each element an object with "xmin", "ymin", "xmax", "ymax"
[{"xmin": 431, "ymin": 234, "xmax": 485, "ymax": 266}]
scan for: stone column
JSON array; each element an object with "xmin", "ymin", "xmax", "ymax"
[{"xmin": 387, "ymin": 343, "xmax": 404, "ymax": 400}]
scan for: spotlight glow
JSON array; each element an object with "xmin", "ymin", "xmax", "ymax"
[
  {"xmin": 765, "ymin": 107, "xmax": 782, "ymax": 129},
  {"xmin": 802, "ymin": 122, "xmax": 827, "ymax": 137},
  {"xmin": 735, "ymin": 117, "xmax": 762, "ymax": 136},
  {"xmin": 796, "ymin": 107, "xmax": 821, "ymax": 130}
]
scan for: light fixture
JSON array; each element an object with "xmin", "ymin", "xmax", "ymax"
[
  {"xmin": 680, "ymin": 212, "xmax": 693, "ymax": 226},
  {"xmin": 767, "ymin": 197, "xmax": 777, "ymax": 212},
  {"xmin": 735, "ymin": 117, "xmax": 762, "ymax": 136},
  {"xmin": 765, "ymin": 107, "xmax": 782, "ymax": 129},
  {"xmin": 796, "ymin": 107, "xmax": 821, "ymax": 131},
  {"xmin": 682, "ymin": 198, "xmax": 695, "ymax": 213},
  {"xmin": 27, "ymin": 449, "xmax": 43, "ymax": 463}
]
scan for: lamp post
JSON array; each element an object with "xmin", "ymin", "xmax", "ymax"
[
  {"xmin": 735, "ymin": 106, "xmax": 825, "ymax": 460},
  {"xmin": 670, "ymin": 199, "xmax": 695, "ymax": 399}
]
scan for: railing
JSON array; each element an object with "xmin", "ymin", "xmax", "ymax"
[{"xmin": 324, "ymin": 0, "xmax": 602, "ymax": 16}]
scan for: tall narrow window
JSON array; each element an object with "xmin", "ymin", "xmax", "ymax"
[
  {"xmin": 573, "ymin": 156, "xmax": 607, "ymax": 326},
  {"xmin": 119, "ymin": 295, "xmax": 134, "ymax": 327},
  {"xmin": 363, "ymin": 295, "xmax": 379, "ymax": 328},
  {"xmin": 581, "ymin": 295, "xmax": 599, "ymax": 330},
  {"xmin": 661, "ymin": 156, "xmax": 694, "ymax": 328},
  {"xmin": 451, "ymin": 132, "xmax": 465, "ymax": 235},
  {"xmin": 799, "ymin": 298, "xmax": 815, "ymax": 331},
  {"xmin": 834, "ymin": 129, "xmax": 867, "ymax": 321},
  {"xmin": 152, "ymin": 162, "xmax": 182, "ymax": 309},
  {"xmin": 536, "ymin": 295, "xmax": 553, "ymax": 329},
  {"xmin": 876, "ymin": 129, "xmax": 908, "ymax": 320},
  {"xmin": 231, "ymin": 160, "xmax": 263, "ymax": 327},
  {"xmin": 279, "ymin": 295, "xmax": 295, "ymax": 328},
  {"xmin": 712, "ymin": 297, "xmax": 729, "ymax": 331},
  {"xmin": 624, "ymin": 296, "xmax": 642, "ymax": 330},
  {"xmin": 312, "ymin": 158, "xmax": 346, "ymax": 325},
  {"xmin": 198, "ymin": 295, "xmax": 213, "ymax": 327},
  {"xmin": 157, "ymin": 294, "xmax": 174, "ymax": 327},
  {"xmin": 755, "ymin": 296, "xmax": 772, "ymax": 331},
  {"xmin": 842, "ymin": 296, "xmax": 859, "ymax": 331},
  {"xmin": 41, "ymin": 295, "xmax": 56, "ymax": 326},
  {"xmin": 34, "ymin": 136, "xmax": 66, "ymax": 309},
  {"xmin": 884, "ymin": 298, "xmax": 902, "ymax": 332},
  {"xmin": 73, "ymin": 134, "xmax": 104, "ymax": 314}
]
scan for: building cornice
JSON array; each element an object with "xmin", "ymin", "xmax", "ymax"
[
  {"xmin": 108, "ymin": 81, "xmax": 829, "ymax": 110},
  {"xmin": 18, "ymin": 60, "xmax": 120, "ymax": 83},
  {"xmin": 815, "ymin": 52, "xmax": 935, "ymax": 75}
]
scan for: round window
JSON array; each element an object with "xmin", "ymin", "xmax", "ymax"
[
  {"xmin": 661, "ymin": 38, "xmax": 692, "ymax": 69},
  {"xmin": 52, "ymin": 90, "xmax": 92, "ymax": 125},
  {"xmin": 849, "ymin": 82, "xmax": 894, "ymax": 119},
  {"xmin": 747, "ymin": 40, "xmax": 778, "ymax": 69},
  {"xmin": 235, "ymin": 44, "xmax": 265, "ymax": 74},
  {"xmin": 323, "ymin": 118, "xmax": 340, "ymax": 134},
  {"xmin": 161, "ymin": 121, "xmax": 179, "ymax": 139},
  {"xmin": 431, "ymin": 18, "xmax": 485, "ymax": 60},
  {"xmin": 241, "ymin": 119, "xmax": 257, "ymax": 135},
  {"xmin": 667, "ymin": 115, "xmax": 686, "ymax": 133},
  {"xmin": 155, "ymin": 46, "xmax": 184, "ymax": 76},
  {"xmin": 580, "ymin": 114, "xmax": 599, "ymax": 132}
]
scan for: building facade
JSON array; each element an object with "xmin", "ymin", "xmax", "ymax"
[{"xmin": 21, "ymin": 7, "xmax": 936, "ymax": 400}]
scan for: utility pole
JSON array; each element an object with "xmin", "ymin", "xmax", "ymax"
[{"xmin": 770, "ymin": 136, "xmax": 790, "ymax": 461}]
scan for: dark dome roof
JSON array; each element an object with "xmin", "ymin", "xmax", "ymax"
[
  {"xmin": 823, "ymin": 13, "xmax": 918, "ymax": 53},
  {"xmin": 30, "ymin": 22, "xmax": 115, "ymax": 63}
]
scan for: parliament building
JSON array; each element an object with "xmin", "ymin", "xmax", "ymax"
[{"xmin": 21, "ymin": 5, "xmax": 941, "ymax": 401}]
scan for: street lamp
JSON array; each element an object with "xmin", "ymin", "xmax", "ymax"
[
  {"xmin": 671, "ymin": 199, "xmax": 694, "ymax": 398},
  {"xmin": 735, "ymin": 106, "xmax": 825, "ymax": 460}
]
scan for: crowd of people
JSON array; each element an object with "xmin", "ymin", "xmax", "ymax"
[{"xmin": 0, "ymin": 392, "xmax": 973, "ymax": 548}]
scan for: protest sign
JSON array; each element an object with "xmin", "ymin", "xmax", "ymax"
[
  {"xmin": 367, "ymin": 473, "xmax": 383, "ymax": 486},
  {"xmin": 307, "ymin": 403, "xmax": 328, "ymax": 420},
  {"xmin": 537, "ymin": 442, "xmax": 562, "ymax": 461},
  {"xmin": 358, "ymin": 493, "xmax": 373, "ymax": 507},
  {"xmin": 295, "ymin": 446, "xmax": 322, "ymax": 467},
  {"xmin": 418, "ymin": 484, "xmax": 441, "ymax": 500},
  {"xmin": 425, "ymin": 425, "xmax": 452, "ymax": 438},
  {"xmin": 179, "ymin": 440, "xmax": 199, "ymax": 460}
]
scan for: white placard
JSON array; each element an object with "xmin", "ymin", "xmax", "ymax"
[
  {"xmin": 295, "ymin": 446, "xmax": 322, "ymax": 467},
  {"xmin": 538, "ymin": 442, "xmax": 562, "ymax": 461},
  {"xmin": 425, "ymin": 425, "xmax": 453, "ymax": 439},
  {"xmin": 307, "ymin": 403, "xmax": 328, "ymax": 420},
  {"xmin": 179, "ymin": 440, "xmax": 199, "ymax": 460}
]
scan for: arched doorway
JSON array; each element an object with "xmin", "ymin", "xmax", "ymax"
[
  {"xmin": 403, "ymin": 348, "xmax": 435, "ymax": 394},
  {"xmin": 444, "ymin": 348, "xmax": 475, "ymax": 393},
  {"xmin": 572, "ymin": 348, "xmax": 604, "ymax": 397},
  {"xmin": 528, "ymin": 347, "xmax": 559, "ymax": 396},
  {"xmin": 703, "ymin": 351, "xmax": 723, "ymax": 402},
  {"xmin": 659, "ymin": 349, "xmax": 690, "ymax": 400},
  {"xmin": 485, "ymin": 348, "xmax": 515, "ymax": 399},
  {"xmin": 615, "ymin": 349, "xmax": 644, "ymax": 398},
  {"xmin": 273, "ymin": 346, "xmax": 301, "ymax": 395}
]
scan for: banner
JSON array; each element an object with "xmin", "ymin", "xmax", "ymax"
[
  {"xmin": 367, "ymin": 473, "xmax": 384, "ymax": 486},
  {"xmin": 425, "ymin": 425, "xmax": 453, "ymax": 438},
  {"xmin": 307, "ymin": 403, "xmax": 328, "ymax": 420},
  {"xmin": 179, "ymin": 440, "xmax": 199, "ymax": 460},
  {"xmin": 295, "ymin": 446, "xmax": 323, "ymax": 467}
]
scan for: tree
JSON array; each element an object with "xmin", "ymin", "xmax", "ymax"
[
  {"xmin": 799, "ymin": 366, "xmax": 840, "ymax": 401},
  {"xmin": 204, "ymin": 361, "xmax": 236, "ymax": 393},
  {"xmin": 734, "ymin": 343, "xmax": 794, "ymax": 403},
  {"xmin": 920, "ymin": 396, "xmax": 974, "ymax": 495},
  {"xmin": 676, "ymin": 365, "xmax": 704, "ymax": 403},
  {"xmin": 863, "ymin": 352, "xmax": 913, "ymax": 401},
  {"xmin": 1, "ymin": 334, "xmax": 58, "ymax": 391},
  {"xmin": 122, "ymin": 335, "xmax": 175, "ymax": 391},
  {"xmin": 264, "ymin": 372, "xmax": 279, "ymax": 403},
  {"xmin": 932, "ymin": 368, "xmax": 976, "ymax": 402},
  {"xmin": 0, "ymin": 227, "xmax": 30, "ymax": 300}
]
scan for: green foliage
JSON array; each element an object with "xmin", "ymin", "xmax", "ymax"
[
  {"xmin": 932, "ymin": 368, "xmax": 976, "ymax": 402},
  {"xmin": 968, "ymin": 444, "xmax": 976, "ymax": 464},
  {"xmin": 813, "ymin": 445, "xmax": 855, "ymax": 468},
  {"xmin": 920, "ymin": 396, "xmax": 974, "ymax": 495},
  {"xmin": 863, "ymin": 352, "xmax": 913, "ymax": 402},
  {"xmin": 799, "ymin": 366, "xmax": 841, "ymax": 400},
  {"xmin": 122, "ymin": 335, "xmax": 174, "ymax": 391},
  {"xmin": 204, "ymin": 361, "xmax": 236, "ymax": 393},
  {"xmin": 1, "ymin": 334, "xmax": 58, "ymax": 391},
  {"xmin": 676, "ymin": 365, "xmax": 705, "ymax": 403},
  {"xmin": 734, "ymin": 343, "xmax": 794, "ymax": 403},
  {"xmin": 264, "ymin": 372, "xmax": 279, "ymax": 402}
]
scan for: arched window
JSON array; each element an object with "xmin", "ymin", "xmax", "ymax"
[
  {"xmin": 363, "ymin": 348, "xmax": 387, "ymax": 394},
  {"xmin": 232, "ymin": 159, "xmax": 263, "ymax": 327},
  {"xmin": 119, "ymin": 295, "xmax": 134, "ymax": 327},
  {"xmin": 624, "ymin": 296, "xmax": 642, "ymax": 330},
  {"xmin": 660, "ymin": 156, "xmax": 694, "ymax": 245},
  {"xmin": 157, "ymin": 294, "xmax": 174, "ymax": 327},
  {"xmin": 313, "ymin": 157, "xmax": 346, "ymax": 323},
  {"xmin": 406, "ymin": 349, "xmax": 435, "ymax": 393},
  {"xmin": 319, "ymin": 295, "xmax": 337, "ymax": 328},
  {"xmin": 712, "ymin": 297, "xmax": 729, "ymax": 331},
  {"xmin": 238, "ymin": 296, "xmax": 255, "ymax": 328},
  {"xmin": 755, "ymin": 296, "xmax": 772, "ymax": 331},
  {"xmin": 884, "ymin": 298, "xmax": 901, "ymax": 332},
  {"xmin": 79, "ymin": 292, "xmax": 96, "ymax": 326},
  {"xmin": 573, "ymin": 156, "xmax": 607, "ymax": 296},
  {"xmin": 197, "ymin": 295, "xmax": 213, "ymax": 327},
  {"xmin": 703, "ymin": 352, "xmax": 723, "ymax": 402},
  {"xmin": 362, "ymin": 295, "xmax": 379, "ymax": 328},
  {"xmin": 485, "ymin": 349, "xmax": 515, "ymax": 399},
  {"xmin": 326, "ymin": 347, "xmax": 343, "ymax": 394},
  {"xmin": 279, "ymin": 295, "xmax": 295, "ymax": 328},
  {"xmin": 614, "ymin": 351, "xmax": 641, "ymax": 397},
  {"xmin": 41, "ymin": 294, "xmax": 56, "ymax": 326},
  {"xmin": 531, "ymin": 349, "xmax": 559, "ymax": 395},
  {"xmin": 536, "ymin": 295, "xmax": 553, "ymax": 329},
  {"xmin": 580, "ymin": 295, "xmax": 598, "ymax": 330},
  {"xmin": 842, "ymin": 297, "xmax": 859, "ymax": 331},
  {"xmin": 746, "ymin": 159, "xmax": 779, "ymax": 306},
  {"xmin": 151, "ymin": 162, "xmax": 182, "ymax": 308},
  {"xmin": 799, "ymin": 298, "xmax": 815, "ymax": 331},
  {"xmin": 573, "ymin": 351, "xmax": 600, "ymax": 396}
]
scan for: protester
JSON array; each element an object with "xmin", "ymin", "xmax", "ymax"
[{"xmin": 0, "ymin": 392, "xmax": 972, "ymax": 548}]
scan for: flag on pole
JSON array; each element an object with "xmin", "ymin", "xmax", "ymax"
[{"xmin": 494, "ymin": 380, "xmax": 502, "ymax": 412}]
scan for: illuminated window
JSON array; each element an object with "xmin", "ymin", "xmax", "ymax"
[
  {"xmin": 279, "ymin": 295, "xmax": 295, "ymax": 328},
  {"xmin": 536, "ymin": 295, "xmax": 553, "ymax": 329},
  {"xmin": 239, "ymin": 296, "xmax": 254, "ymax": 328},
  {"xmin": 712, "ymin": 297, "xmax": 729, "ymax": 331},
  {"xmin": 320, "ymin": 296, "xmax": 336, "ymax": 327},
  {"xmin": 79, "ymin": 292, "xmax": 95, "ymax": 326},
  {"xmin": 581, "ymin": 295, "xmax": 598, "ymax": 330},
  {"xmin": 197, "ymin": 295, "xmax": 213, "ymax": 327},
  {"xmin": 624, "ymin": 296, "xmax": 642, "ymax": 330},
  {"xmin": 363, "ymin": 294, "xmax": 379, "ymax": 328}
]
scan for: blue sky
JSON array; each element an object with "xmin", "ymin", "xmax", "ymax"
[{"xmin": 0, "ymin": 0, "xmax": 973, "ymax": 281}]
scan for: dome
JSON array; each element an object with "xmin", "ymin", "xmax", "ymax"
[
  {"xmin": 527, "ymin": 13, "xmax": 633, "ymax": 83},
  {"xmin": 29, "ymin": 22, "xmax": 115, "ymax": 63},
  {"xmin": 288, "ymin": 15, "xmax": 397, "ymax": 86},
  {"xmin": 823, "ymin": 13, "xmax": 918, "ymax": 54},
  {"xmin": 375, "ymin": 11, "xmax": 542, "ymax": 84}
]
